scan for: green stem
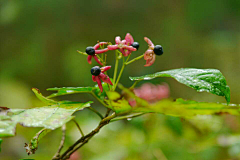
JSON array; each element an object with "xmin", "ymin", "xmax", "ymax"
[
  {"xmin": 90, "ymin": 92, "xmax": 109, "ymax": 108},
  {"xmin": 113, "ymin": 51, "xmax": 119, "ymax": 85},
  {"xmin": 101, "ymin": 54, "xmax": 104, "ymax": 65},
  {"xmin": 130, "ymin": 81, "xmax": 140, "ymax": 90},
  {"xmin": 113, "ymin": 56, "xmax": 126, "ymax": 90},
  {"xmin": 125, "ymin": 54, "xmax": 144, "ymax": 65},
  {"xmin": 52, "ymin": 125, "xmax": 66, "ymax": 160},
  {"xmin": 110, "ymin": 113, "xmax": 145, "ymax": 122},
  {"xmin": 96, "ymin": 55, "xmax": 105, "ymax": 65},
  {"xmin": 59, "ymin": 113, "xmax": 116, "ymax": 160},
  {"xmin": 72, "ymin": 119, "xmax": 85, "ymax": 137},
  {"xmin": 126, "ymin": 54, "xmax": 131, "ymax": 62},
  {"xmin": 77, "ymin": 50, "xmax": 88, "ymax": 56},
  {"xmin": 87, "ymin": 107, "xmax": 104, "ymax": 119},
  {"xmin": 104, "ymin": 108, "xmax": 111, "ymax": 118}
]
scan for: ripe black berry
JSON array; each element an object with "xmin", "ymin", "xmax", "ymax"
[
  {"xmin": 91, "ymin": 66, "xmax": 101, "ymax": 76},
  {"xmin": 131, "ymin": 42, "xmax": 139, "ymax": 50},
  {"xmin": 86, "ymin": 47, "xmax": 95, "ymax": 55},
  {"xmin": 153, "ymin": 45, "xmax": 163, "ymax": 56}
]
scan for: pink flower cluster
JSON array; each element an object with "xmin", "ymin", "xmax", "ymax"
[
  {"xmin": 107, "ymin": 33, "xmax": 137, "ymax": 57},
  {"xmin": 129, "ymin": 83, "xmax": 170, "ymax": 107},
  {"xmin": 81, "ymin": 33, "xmax": 164, "ymax": 92}
]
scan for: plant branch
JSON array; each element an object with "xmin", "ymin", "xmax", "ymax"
[
  {"xmin": 52, "ymin": 125, "xmax": 66, "ymax": 160},
  {"xmin": 96, "ymin": 55, "xmax": 106, "ymax": 65},
  {"xmin": 87, "ymin": 107, "xmax": 104, "ymax": 119},
  {"xmin": 113, "ymin": 56, "xmax": 126, "ymax": 90},
  {"xmin": 90, "ymin": 92, "xmax": 109, "ymax": 108},
  {"xmin": 110, "ymin": 113, "xmax": 145, "ymax": 122},
  {"xmin": 58, "ymin": 113, "xmax": 116, "ymax": 160},
  {"xmin": 125, "ymin": 54, "xmax": 144, "ymax": 65},
  {"xmin": 77, "ymin": 50, "xmax": 88, "ymax": 56},
  {"xmin": 104, "ymin": 108, "xmax": 111, "ymax": 118},
  {"xmin": 130, "ymin": 80, "xmax": 140, "ymax": 90},
  {"xmin": 73, "ymin": 119, "xmax": 84, "ymax": 137}
]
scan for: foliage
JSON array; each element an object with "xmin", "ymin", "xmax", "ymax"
[
  {"xmin": 130, "ymin": 68, "xmax": 230, "ymax": 103},
  {"xmin": 0, "ymin": 33, "xmax": 235, "ymax": 160}
]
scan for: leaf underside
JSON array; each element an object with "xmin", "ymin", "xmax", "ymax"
[
  {"xmin": 129, "ymin": 68, "xmax": 230, "ymax": 103},
  {"xmin": 0, "ymin": 88, "xmax": 92, "ymax": 137},
  {"xmin": 0, "ymin": 102, "xmax": 91, "ymax": 137},
  {"xmin": 133, "ymin": 98, "xmax": 240, "ymax": 117}
]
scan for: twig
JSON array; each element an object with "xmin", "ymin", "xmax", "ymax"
[
  {"xmin": 73, "ymin": 119, "xmax": 84, "ymax": 137},
  {"xmin": 90, "ymin": 92, "xmax": 109, "ymax": 108},
  {"xmin": 110, "ymin": 113, "xmax": 145, "ymax": 122},
  {"xmin": 77, "ymin": 50, "xmax": 88, "ymax": 56},
  {"xmin": 58, "ymin": 113, "xmax": 116, "ymax": 160},
  {"xmin": 52, "ymin": 125, "xmax": 66, "ymax": 160},
  {"xmin": 87, "ymin": 107, "xmax": 104, "ymax": 119},
  {"xmin": 129, "ymin": 80, "xmax": 140, "ymax": 90},
  {"xmin": 96, "ymin": 55, "xmax": 105, "ymax": 65},
  {"xmin": 113, "ymin": 56, "xmax": 126, "ymax": 90},
  {"xmin": 125, "ymin": 54, "xmax": 144, "ymax": 65},
  {"xmin": 104, "ymin": 108, "xmax": 111, "ymax": 118}
]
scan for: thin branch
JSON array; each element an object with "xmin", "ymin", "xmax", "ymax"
[
  {"xmin": 59, "ymin": 113, "xmax": 116, "ymax": 160},
  {"xmin": 90, "ymin": 92, "xmax": 109, "ymax": 108},
  {"xmin": 125, "ymin": 54, "xmax": 144, "ymax": 65},
  {"xmin": 104, "ymin": 108, "xmax": 111, "ymax": 118},
  {"xmin": 129, "ymin": 80, "xmax": 140, "ymax": 90},
  {"xmin": 113, "ymin": 56, "xmax": 125, "ymax": 90},
  {"xmin": 87, "ymin": 107, "xmax": 104, "ymax": 119},
  {"xmin": 52, "ymin": 125, "xmax": 66, "ymax": 160},
  {"xmin": 110, "ymin": 113, "xmax": 145, "ymax": 122},
  {"xmin": 73, "ymin": 119, "xmax": 84, "ymax": 137},
  {"xmin": 77, "ymin": 50, "xmax": 88, "ymax": 56},
  {"xmin": 96, "ymin": 55, "xmax": 105, "ymax": 65}
]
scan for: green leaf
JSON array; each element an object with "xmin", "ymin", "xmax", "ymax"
[
  {"xmin": 24, "ymin": 128, "xmax": 51, "ymax": 155},
  {"xmin": 104, "ymin": 90, "xmax": 132, "ymax": 114},
  {"xmin": 106, "ymin": 91, "xmax": 121, "ymax": 100},
  {"xmin": 133, "ymin": 98, "xmax": 240, "ymax": 117},
  {"xmin": 47, "ymin": 87, "xmax": 94, "ymax": 98},
  {"xmin": 0, "ymin": 90, "xmax": 93, "ymax": 138},
  {"xmin": 0, "ymin": 102, "xmax": 91, "ymax": 137},
  {"xmin": 32, "ymin": 88, "xmax": 57, "ymax": 105},
  {"xmin": 129, "ymin": 68, "xmax": 230, "ymax": 103},
  {"xmin": 0, "ymin": 107, "xmax": 16, "ymax": 137},
  {"xmin": 105, "ymin": 99, "xmax": 132, "ymax": 114}
]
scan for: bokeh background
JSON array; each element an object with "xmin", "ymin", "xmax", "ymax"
[{"xmin": 1, "ymin": 0, "xmax": 240, "ymax": 159}]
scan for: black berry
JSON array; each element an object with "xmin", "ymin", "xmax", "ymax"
[
  {"xmin": 131, "ymin": 42, "xmax": 139, "ymax": 50},
  {"xmin": 153, "ymin": 45, "xmax": 163, "ymax": 56},
  {"xmin": 91, "ymin": 66, "xmax": 101, "ymax": 76},
  {"xmin": 86, "ymin": 46, "xmax": 95, "ymax": 55}
]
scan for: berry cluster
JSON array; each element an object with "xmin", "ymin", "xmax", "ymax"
[{"xmin": 80, "ymin": 33, "xmax": 164, "ymax": 92}]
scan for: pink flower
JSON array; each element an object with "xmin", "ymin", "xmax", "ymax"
[
  {"xmin": 91, "ymin": 66, "xmax": 113, "ymax": 92},
  {"xmin": 129, "ymin": 83, "xmax": 170, "ymax": 107},
  {"xmin": 108, "ymin": 33, "xmax": 138, "ymax": 57},
  {"xmin": 144, "ymin": 37, "xmax": 163, "ymax": 67},
  {"xmin": 86, "ymin": 42, "xmax": 109, "ymax": 65}
]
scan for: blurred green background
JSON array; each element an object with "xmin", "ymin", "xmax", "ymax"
[{"xmin": 1, "ymin": 0, "xmax": 240, "ymax": 159}]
